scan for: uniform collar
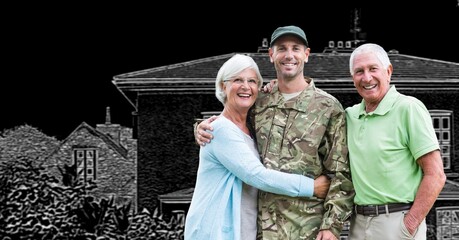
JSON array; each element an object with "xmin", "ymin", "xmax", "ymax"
[{"xmin": 266, "ymin": 77, "xmax": 315, "ymax": 113}]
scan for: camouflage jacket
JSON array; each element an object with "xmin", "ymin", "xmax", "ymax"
[{"xmin": 252, "ymin": 78, "xmax": 355, "ymax": 240}]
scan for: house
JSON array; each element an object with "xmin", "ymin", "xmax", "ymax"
[
  {"xmin": 112, "ymin": 41, "xmax": 459, "ymax": 238},
  {"xmin": 44, "ymin": 107, "xmax": 138, "ymax": 209}
]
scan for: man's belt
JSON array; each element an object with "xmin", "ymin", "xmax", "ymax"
[{"xmin": 355, "ymin": 203, "xmax": 413, "ymax": 216}]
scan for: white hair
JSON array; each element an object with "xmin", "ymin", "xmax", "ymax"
[
  {"xmin": 215, "ymin": 54, "xmax": 263, "ymax": 104},
  {"xmin": 349, "ymin": 43, "xmax": 392, "ymax": 76}
]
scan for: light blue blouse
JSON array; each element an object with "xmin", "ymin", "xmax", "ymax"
[{"xmin": 184, "ymin": 116, "xmax": 313, "ymax": 240}]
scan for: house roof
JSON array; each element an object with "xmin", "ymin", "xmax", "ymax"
[
  {"xmin": 49, "ymin": 122, "xmax": 128, "ymax": 158},
  {"xmin": 438, "ymin": 179, "xmax": 459, "ymax": 200},
  {"xmin": 112, "ymin": 51, "xmax": 459, "ymax": 109}
]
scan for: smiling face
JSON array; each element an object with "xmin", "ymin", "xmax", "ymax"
[
  {"xmin": 269, "ymin": 35, "xmax": 310, "ymax": 83},
  {"xmin": 351, "ymin": 51, "xmax": 393, "ymax": 112},
  {"xmin": 222, "ymin": 68, "xmax": 259, "ymax": 112}
]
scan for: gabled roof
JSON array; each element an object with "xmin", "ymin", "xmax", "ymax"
[
  {"xmin": 49, "ymin": 122, "xmax": 128, "ymax": 158},
  {"xmin": 112, "ymin": 52, "xmax": 459, "ymax": 109}
]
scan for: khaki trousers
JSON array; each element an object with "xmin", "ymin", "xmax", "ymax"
[{"xmin": 348, "ymin": 210, "xmax": 426, "ymax": 240}]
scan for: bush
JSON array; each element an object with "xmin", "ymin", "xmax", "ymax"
[{"xmin": 0, "ymin": 156, "xmax": 184, "ymax": 240}]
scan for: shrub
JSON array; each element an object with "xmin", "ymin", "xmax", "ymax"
[{"xmin": 0, "ymin": 156, "xmax": 184, "ymax": 240}]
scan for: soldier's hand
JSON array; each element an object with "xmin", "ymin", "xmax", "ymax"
[
  {"xmin": 316, "ymin": 229, "xmax": 338, "ymax": 240},
  {"xmin": 262, "ymin": 79, "xmax": 277, "ymax": 93},
  {"xmin": 313, "ymin": 175, "xmax": 331, "ymax": 199},
  {"xmin": 195, "ymin": 116, "xmax": 218, "ymax": 146}
]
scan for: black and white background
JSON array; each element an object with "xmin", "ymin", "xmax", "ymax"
[{"xmin": 2, "ymin": 3, "xmax": 459, "ymax": 139}]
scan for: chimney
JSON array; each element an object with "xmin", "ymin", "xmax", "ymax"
[
  {"xmin": 257, "ymin": 38, "xmax": 269, "ymax": 53},
  {"xmin": 105, "ymin": 106, "xmax": 111, "ymax": 124},
  {"xmin": 262, "ymin": 38, "xmax": 268, "ymax": 48},
  {"xmin": 97, "ymin": 106, "xmax": 121, "ymax": 144},
  {"xmin": 328, "ymin": 41, "xmax": 335, "ymax": 48}
]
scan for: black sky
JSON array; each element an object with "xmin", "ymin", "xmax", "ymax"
[{"xmin": 2, "ymin": 3, "xmax": 459, "ymax": 140}]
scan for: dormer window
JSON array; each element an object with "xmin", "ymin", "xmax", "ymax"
[{"xmin": 73, "ymin": 148, "xmax": 98, "ymax": 182}]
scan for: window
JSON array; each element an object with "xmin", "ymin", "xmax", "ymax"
[
  {"xmin": 430, "ymin": 110, "xmax": 452, "ymax": 170},
  {"xmin": 73, "ymin": 148, "xmax": 97, "ymax": 182},
  {"xmin": 339, "ymin": 220, "xmax": 350, "ymax": 239},
  {"xmin": 436, "ymin": 206, "xmax": 459, "ymax": 239}
]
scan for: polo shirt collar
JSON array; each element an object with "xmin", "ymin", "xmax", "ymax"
[{"xmin": 358, "ymin": 85, "xmax": 399, "ymax": 117}]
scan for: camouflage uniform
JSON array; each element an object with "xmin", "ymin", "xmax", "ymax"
[{"xmin": 253, "ymin": 78, "xmax": 355, "ymax": 239}]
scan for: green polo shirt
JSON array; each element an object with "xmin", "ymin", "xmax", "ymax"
[{"xmin": 346, "ymin": 85, "xmax": 439, "ymax": 205}]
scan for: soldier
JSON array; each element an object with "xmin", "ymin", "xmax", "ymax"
[
  {"xmin": 186, "ymin": 54, "xmax": 331, "ymax": 240},
  {"xmin": 195, "ymin": 25, "xmax": 355, "ymax": 240}
]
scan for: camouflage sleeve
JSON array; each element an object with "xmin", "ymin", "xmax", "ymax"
[{"xmin": 319, "ymin": 103, "xmax": 355, "ymax": 237}]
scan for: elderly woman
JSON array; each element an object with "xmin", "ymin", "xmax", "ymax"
[{"xmin": 184, "ymin": 54, "xmax": 329, "ymax": 240}]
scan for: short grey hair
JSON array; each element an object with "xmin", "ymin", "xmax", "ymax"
[
  {"xmin": 215, "ymin": 54, "xmax": 263, "ymax": 104},
  {"xmin": 349, "ymin": 43, "xmax": 392, "ymax": 76}
]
